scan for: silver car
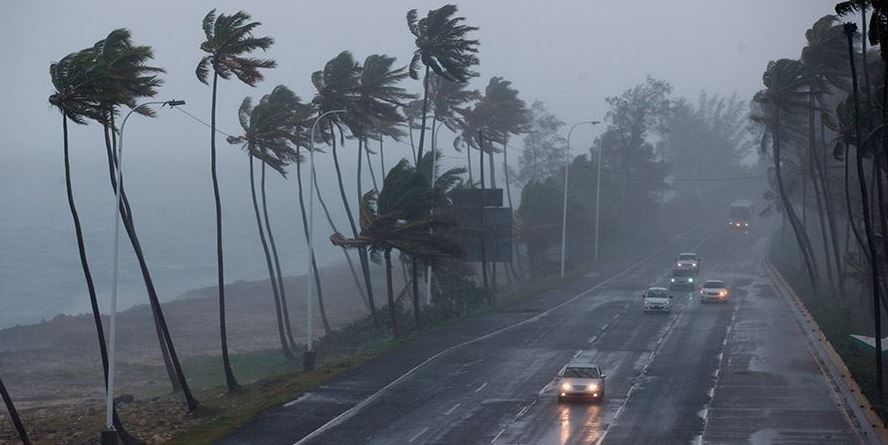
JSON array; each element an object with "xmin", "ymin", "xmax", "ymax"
[
  {"xmin": 699, "ymin": 280, "xmax": 729, "ymax": 303},
  {"xmin": 557, "ymin": 361, "xmax": 606, "ymax": 402}
]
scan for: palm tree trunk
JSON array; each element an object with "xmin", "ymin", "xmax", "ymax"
[
  {"xmin": 0, "ymin": 375, "xmax": 29, "ymax": 445},
  {"xmin": 366, "ymin": 138, "xmax": 379, "ymax": 192},
  {"xmin": 809, "ymin": 96, "xmax": 836, "ymax": 293},
  {"xmin": 357, "ymin": 137, "xmax": 365, "ymax": 210},
  {"xmin": 412, "ymin": 257, "xmax": 420, "ymax": 325},
  {"xmin": 250, "ymin": 156, "xmax": 294, "ymax": 360},
  {"xmin": 846, "ymin": 27, "xmax": 884, "ymax": 395},
  {"xmin": 261, "ymin": 164, "xmax": 312, "ymax": 344},
  {"xmin": 818, "ymin": 117, "xmax": 845, "ymax": 295},
  {"xmin": 408, "ymin": 120, "xmax": 417, "ymax": 164},
  {"xmin": 209, "ymin": 74, "xmax": 239, "ymax": 390},
  {"xmin": 379, "ymin": 137, "xmax": 386, "ymax": 182},
  {"xmin": 330, "ymin": 123, "xmax": 377, "ymax": 315},
  {"xmin": 503, "ymin": 141, "xmax": 513, "ymax": 209},
  {"xmin": 385, "ymin": 249, "xmax": 400, "ymax": 338},
  {"xmin": 63, "ymin": 115, "xmax": 132, "ymax": 438},
  {"xmin": 845, "ymin": 141, "xmax": 868, "ymax": 259},
  {"xmin": 478, "ymin": 131, "xmax": 489, "ymax": 291},
  {"xmin": 103, "ymin": 120, "xmax": 197, "ymax": 409},
  {"xmin": 311, "ymin": 167, "xmax": 371, "ymax": 311},
  {"xmin": 774, "ymin": 110, "xmax": 819, "ymax": 289},
  {"xmin": 466, "ymin": 142, "xmax": 473, "ymax": 183},
  {"xmin": 416, "ymin": 65, "xmax": 431, "ymax": 163}
]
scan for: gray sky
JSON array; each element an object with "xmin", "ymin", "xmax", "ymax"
[{"xmin": 0, "ymin": 0, "xmax": 846, "ymax": 324}]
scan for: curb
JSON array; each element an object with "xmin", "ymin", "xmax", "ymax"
[{"xmin": 764, "ymin": 258, "xmax": 888, "ymax": 445}]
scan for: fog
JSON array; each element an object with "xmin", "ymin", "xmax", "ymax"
[{"xmin": 0, "ymin": 0, "xmax": 836, "ymax": 326}]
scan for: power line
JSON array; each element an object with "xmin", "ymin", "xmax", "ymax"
[{"xmin": 174, "ymin": 107, "xmax": 235, "ymax": 138}]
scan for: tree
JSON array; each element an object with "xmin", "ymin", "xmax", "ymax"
[
  {"xmin": 311, "ymin": 51, "xmax": 378, "ymax": 316},
  {"xmin": 0, "ymin": 375, "xmax": 29, "ymax": 445},
  {"xmin": 479, "ymin": 76, "xmax": 531, "ymax": 208},
  {"xmin": 406, "ymin": 4, "xmax": 480, "ymax": 162},
  {"xmin": 197, "ymin": 8, "xmax": 275, "ymax": 390},
  {"xmin": 227, "ymin": 86, "xmax": 304, "ymax": 358},
  {"xmin": 88, "ymin": 28, "xmax": 200, "ymax": 411},
  {"xmin": 517, "ymin": 101, "xmax": 568, "ymax": 186},
  {"xmin": 428, "ymin": 73, "xmax": 480, "ymax": 155},
  {"xmin": 331, "ymin": 159, "xmax": 464, "ymax": 337},
  {"xmin": 49, "ymin": 47, "xmax": 136, "ymax": 440},
  {"xmin": 753, "ymin": 59, "xmax": 821, "ymax": 289}
]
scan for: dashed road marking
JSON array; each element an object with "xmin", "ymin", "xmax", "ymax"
[
  {"xmin": 409, "ymin": 426, "xmax": 429, "ymax": 443},
  {"xmin": 444, "ymin": 402, "xmax": 461, "ymax": 415},
  {"xmin": 475, "ymin": 382, "xmax": 488, "ymax": 393}
]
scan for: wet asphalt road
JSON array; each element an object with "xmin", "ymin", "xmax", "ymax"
[{"xmin": 219, "ymin": 224, "xmax": 861, "ymax": 445}]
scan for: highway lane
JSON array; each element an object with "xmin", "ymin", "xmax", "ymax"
[{"xmin": 220, "ymin": 223, "xmax": 862, "ymax": 444}]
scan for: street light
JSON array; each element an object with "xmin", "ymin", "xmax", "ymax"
[
  {"xmin": 560, "ymin": 120, "xmax": 600, "ymax": 278},
  {"xmin": 104, "ymin": 99, "xmax": 184, "ymax": 444},
  {"xmin": 304, "ymin": 109, "xmax": 346, "ymax": 371}
]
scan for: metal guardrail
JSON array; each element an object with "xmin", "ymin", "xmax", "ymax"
[{"xmin": 764, "ymin": 258, "xmax": 888, "ymax": 445}]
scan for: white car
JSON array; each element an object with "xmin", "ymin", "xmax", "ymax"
[
  {"xmin": 675, "ymin": 252, "xmax": 701, "ymax": 272},
  {"xmin": 643, "ymin": 287, "xmax": 673, "ymax": 312},
  {"xmin": 700, "ymin": 280, "xmax": 729, "ymax": 303},
  {"xmin": 557, "ymin": 360, "xmax": 606, "ymax": 402}
]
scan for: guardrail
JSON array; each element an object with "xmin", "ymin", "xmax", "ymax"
[{"xmin": 764, "ymin": 258, "xmax": 888, "ymax": 445}]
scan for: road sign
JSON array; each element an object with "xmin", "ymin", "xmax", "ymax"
[
  {"xmin": 850, "ymin": 334, "xmax": 888, "ymax": 351},
  {"xmin": 447, "ymin": 189, "xmax": 512, "ymax": 262}
]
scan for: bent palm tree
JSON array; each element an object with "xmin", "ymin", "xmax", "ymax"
[
  {"xmin": 752, "ymin": 59, "xmax": 820, "ymax": 288},
  {"xmin": 407, "ymin": 4, "xmax": 480, "ymax": 162},
  {"xmin": 197, "ymin": 8, "xmax": 275, "ymax": 389},
  {"xmin": 331, "ymin": 159, "xmax": 464, "ymax": 337},
  {"xmin": 0, "ymin": 375, "xmax": 29, "ymax": 445},
  {"xmin": 227, "ymin": 86, "xmax": 303, "ymax": 357}
]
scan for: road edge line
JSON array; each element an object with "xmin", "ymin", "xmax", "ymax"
[{"xmin": 764, "ymin": 259, "xmax": 888, "ymax": 445}]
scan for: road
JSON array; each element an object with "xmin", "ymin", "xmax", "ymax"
[{"xmin": 219, "ymin": 224, "xmax": 863, "ymax": 445}]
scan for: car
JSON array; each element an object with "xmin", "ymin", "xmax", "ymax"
[
  {"xmin": 557, "ymin": 359, "xmax": 606, "ymax": 403},
  {"xmin": 642, "ymin": 287, "xmax": 673, "ymax": 312},
  {"xmin": 700, "ymin": 280, "xmax": 729, "ymax": 303},
  {"xmin": 675, "ymin": 252, "xmax": 701, "ymax": 272},
  {"xmin": 670, "ymin": 268, "xmax": 696, "ymax": 290}
]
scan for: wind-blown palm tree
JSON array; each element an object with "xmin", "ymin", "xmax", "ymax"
[
  {"xmin": 0, "ymin": 375, "xmax": 29, "ymax": 445},
  {"xmin": 312, "ymin": 51, "xmax": 377, "ymax": 315},
  {"xmin": 88, "ymin": 28, "xmax": 200, "ymax": 411},
  {"xmin": 481, "ymin": 77, "xmax": 531, "ymax": 208},
  {"xmin": 227, "ymin": 86, "xmax": 302, "ymax": 359},
  {"xmin": 331, "ymin": 159, "xmax": 464, "ymax": 337},
  {"xmin": 428, "ymin": 73, "xmax": 480, "ymax": 154},
  {"xmin": 407, "ymin": 4, "xmax": 480, "ymax": 162},
  {"xmin": 197, "ymin": 8, "xmax": 275, "ymax": 389},
  {"xmin": 753, "ymin": 59, "xmax": 820, "ymax": 289},
  {"xmin": 49, "ymin": 47, "xmax": 137, "ymax": 440}
]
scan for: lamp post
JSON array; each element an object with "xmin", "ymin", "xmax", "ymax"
[
  {"xmin": 560, "ymin": 120, "xmax": 600, "ymax": 278},
  {"xmin": 104, "ymin": 99, "xmax": 184, "ymax": 444},
  {"xmin": 593, "ymin": 130, "xmax": 604, "ymax": 262},
  {"xmin": 304, "ymin": 109, "xmax": 346, "ymax": 371}
]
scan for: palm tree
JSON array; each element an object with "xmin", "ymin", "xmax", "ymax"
[
  {"xmin": 843, "ymin": 21, "xmax": 885, "ymax": 395},
  {"xmin": 428, "ymin": 73, "xmax": 480, "ymax": 154},
  {"xmin": 227, "ymin": 87, "xmax": 303, "ymax": 359},
  {"xmin": 311, "ymin": 51, "xmax": 377, "ymax": 315},
  {"xmin": 89, "ymin": 28, "xmax": 199, "ymax": 411},
  {"xmin": 481, "ymin": 76, "xmax": 531, "ymax": 208},
  {"xmin": 49, "ymin": 48, "xmax": 137, "ymax": 440},
  {"xmin": 406, "ymin": 4, "xmax": 480, "ymax": 163},
  {"xmin": 753, "ymin": 59, "xmax": 820, "ymax": 289},
  {"xmin": 331, "ymin": 159, "xmax": 464, "ymax": 336},
  {"xmin": 0, "ymin": 375, "xmax": 29, "ymax": 445},
  {"xmin": 197, "ymin": 8, "xmax": 275, "ymax": 390},
  {"xmin": 802, "ymin": 15, "xmax": 850, "ymax": 294}
]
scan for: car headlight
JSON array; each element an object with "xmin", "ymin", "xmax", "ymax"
[
  {"xmin": 676, "ymin": 262, "xmax": 681, "ymax": 267},
  {"xmin": 588, "ymin": 384, "xmax": 599, "ymax": 392},
  {"xmin": 689, "ymin": 278, "xmax": 694, "ymax": 283},
  {"xmin": 670, "ymin": 278, "xmax": 675, "ymax": 282},
  {"xmin": 719, "ymin": 291, "xmax": 726, "ymax": 297},
  {"xmin": 561, "ymin": 382, "xmax": 571, "ymax": 391}
]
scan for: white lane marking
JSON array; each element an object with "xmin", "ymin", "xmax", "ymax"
[
  {"xmin": 538, "ymin": 379, "xmax": 555, "ymax": 396},
  {"xmin": 587, "ymin": 335, "xmax": 598, "ymax": 344},
  {"xmin": 284, "ymin": 393, "xmax": 310, "ymax": 407},
  {"xmin": 490, "ymin": 427, "xmax": 506, "ymax": 444},
  {"xmin": 293, "ymin": 233, "xmax": 688, "ymax": 445},
  {"xmin": 601, "ymin": 322, "xmax": 610, "ymax": 331},
  {"xmin": 444, "ymin": 402, "xmax": 461, "ymax": 415},
  {"xmin": 475, "ymin": 382, "xmax": 488, "ymax": 393},
  {"xmin": 409, "ymin": 426, "xmax": 429, "ymax": 443}
]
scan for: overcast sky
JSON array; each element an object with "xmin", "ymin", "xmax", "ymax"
[{"xmin": 0, "ymin": 0, "xmax": 848, "ymax": 323}]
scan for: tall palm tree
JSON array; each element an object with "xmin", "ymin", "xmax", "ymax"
[
  {"xmin": 802, "ymin": 15, "xmax": 850, "ymax": 294},
  {"xmin": 49, "ymin": 48, "xmax": 136, "ymax": 440},
  {"xmin": 481, "ymin": 76, "xmax": 531, "ymax": 208},
  {"xmin": 407, "ymin": 4, "xmax": 480, "ymax": 163},
  {"xmin": 843, "ymin": 21, "xmax": 885, "ymax": 395},
  {"xmin": 753, "ymin": 59, "xmax": 820, "ymax": 289},
  {"xmin": 428, "ymin": 73, "xmax": 480, "ymax": 154},
  {"xmin": 312, "ymin": 51, "xmax": 377, "ymax": 315},
  {"xmin": 197, "ymin": 9, "xmax": 275, "ymax": 390},
  {"xmin": 0, "ymin": 375, "xmax": 29, "ymax": 445},
  {"xmin": 89, "ymin": 28, "xmax": 199, "ymax": 411},
  {"xmin": 331, "ymin": 159, "xmax": 464, "ymax": 336},
  {"xmin": 227, "ymin": 86, "xmax": 304, "ymax": 357}
]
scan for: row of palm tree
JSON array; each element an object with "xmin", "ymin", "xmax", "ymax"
[{"xmin": 753, "ymin": 2, "xmax": 888, "ymax": 394}]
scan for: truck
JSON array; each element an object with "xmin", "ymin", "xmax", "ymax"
[{"xmin": 728, "ymin": 200, "xmax": 754, "ymax": 232}]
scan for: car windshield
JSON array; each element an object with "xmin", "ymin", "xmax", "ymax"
[
  {"xmin": 646, "ymin": 290, "xmax": 668, "ymax": 298},
  {"xmin": 673, "ymin": 269, "xmax": 693, "ymax": 276},
  {"xmin": 563, "ymin": 367, "xmax": 601, "ymax": 378},
  {"xmin": 703, "ymin": 281, "xmax": 725, "ymax": 288},
  {"xmin": 678, "ymin": 254, "xmax": 696, "ymax": 260}
]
